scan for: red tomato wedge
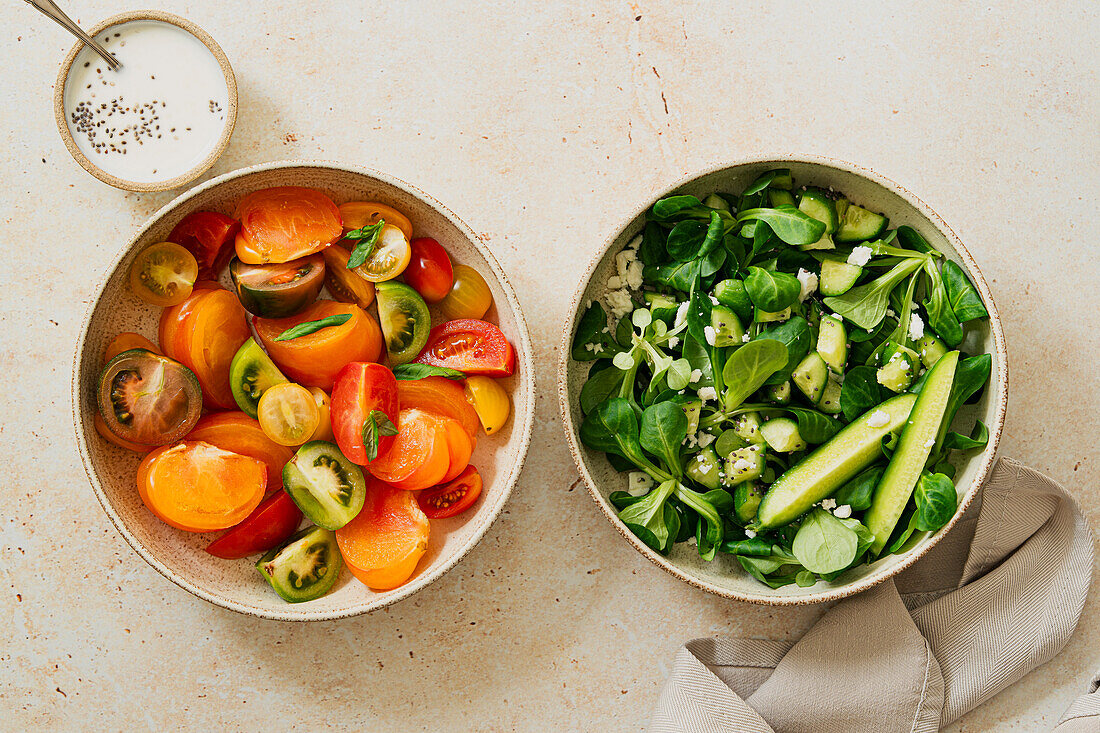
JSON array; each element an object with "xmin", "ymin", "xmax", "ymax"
[
  {"xmin": 204, "ymin": 491, "xmax": 303, "ymax": 559},
  {"xmin": 137, "ymin": 441, "xmax": 267, "ymax": 532},
  {"xmin": 404, "ymin": 238, "xmax": 453, "ymax": 303},
  {"xmin": 440, "ymin": 418, "xmax": 474, "ymax": 483},
  {"xmin": 330, "ymin": 362, "xmax": 400, "ymax": 465},
  {"xmin": 182, "ymin": 289, "xmax": 252, "ymax": 409},
  {"xmin": 366, "ymin": 408, "xmax": 450, "ymax": 490},
  {"xmin": 395, "ymin": 376, "xmax": 479, "ymax": 441},
  {"xmin": 418, "ymin": 466, "xmax": 483, "ymax": 519},
  {"xmin": 167, "ymin": 211, "xmax": 240, "ymax": 280},
  {"xmin": 336, "ymin": 477, "xmax": 429, "ymax": 590},
  {"xmin": 186, "ymin": 411, "xmax": 295, "ymax": 489},
  {"xmin": 234, "ymin": 187, "xmax": 342, "ymax": 264},
  {"xmin": 414, "ymin": 319, "xmax": 516, "ymax": 377}
]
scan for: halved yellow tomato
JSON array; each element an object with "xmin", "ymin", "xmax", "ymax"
[
  {"xmin": 354, "ymin": 224, "xmax": 411, "ymax": 282},
  {"xmin": 129, "ymin": 242, "xmax": 199, "ymax": 307},
  {"xmin": 339, "ymin": 201, "xmax": 413, "ymax": 241},
  {"xmin": 440, "ymin": 264, "xmax": 492, "ymax": 320},
  {"xmin": 257, "ymin": 383, "xmax": 321, "ymax": 446},
  {"xmin": 464, "ymin": 375, "xmax": 511, "ymax": 435}
]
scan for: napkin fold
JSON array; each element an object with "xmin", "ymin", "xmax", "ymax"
[{"xmin": 650, "ymin": 457, "xmax": 1095, "ymax": 733}]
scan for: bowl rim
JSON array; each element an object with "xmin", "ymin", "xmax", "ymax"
[
  {"xmin": 53, "ymin": 9, "xmax": 239, "ymax": 193},
  {"xmin": 556, "ymin": 153, "xmax": 1009, "ymax": 606},
  {"xmin": 72, "ymin": 159, "xmax": 535, "ymax": 620}
]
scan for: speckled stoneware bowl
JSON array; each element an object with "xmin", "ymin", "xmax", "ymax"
[
  {"xmin": 74, "ymin": 161, "xmax": 534, "ymax": 620},
  {"xmin": 559, "ymin": 155, "xmax": 1008, "ymax": 605}
]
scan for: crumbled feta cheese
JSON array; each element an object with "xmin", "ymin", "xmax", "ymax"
[
  {"xmin": 627, "ymin": 234, "xmax": 642, "ymax": 251},
  {"xmin": 704, "ymin": 325, "xmax": 717, "ymax": 346},
  {"xmin": 924, "ymin": 438, "xmax": 936, "ymax": 449},
  {"xmin": 732, "ymin": 458, "xmax": 754, "ymax": 471},
  {"xmin": 674, "ymin": 301, "xmax": 690, "ymax": 328},
  {"xmin": 605, "ymin": 289, "xmax": 633, "ymax": 318},
  {"xmin": 886, "ymin": 308, "xmax": 896, "ymax": 318},
  {"xmin": 667, "ymin": 336, "xmax": 680, "ymax": 349},
  {"xmin": 606, "ymin": 276, "xmax": 622, "ymax": 290},
  {"xmin": 627, "ymin": 471, "xmax": 654, "ymax": 497},
  {"xmin": 697, "ymin": 386, "xmax": 718, "ymax": 402},
  {"xmin": 866, "ymin": 409, "xmax": 890, "ymax": 428},
  {"xmin": 909, "ymin": 313, "xmax": 925, "ymax": 340},
  {"xmin": 833, "ymin": 504, "xmax": 852, "ymax": 519},
  {"xmin": 696, "ymin": 432, "xmax": 715, "ymax": 448},
  {"xmin": 847, "ymin": 245, "xmax": 873, "ymax": 267},
  {"xmin": 584, "ymin": 342, "xmax": 604, "ymax": 354},
  {"xmin": 689, "ymin": 369, "xmax": 703, "ymax": 383},
  {"xmin": 744, "ymin": 529, "xmax": 757, "ymax": 539},
  {"xmin": 898, "ymin": 360, "xmax": 910, "ymax": 372},
  {"xmin": 822, "ymin": 498, "xmax": 837, "ymax": 511},
  {"xmin": 615, "ymin": 249, "xmax": 636, "ymax": 277},
  {"xmin": 796, "ymin": 268, "xmax": 819, "ymax": 302},
  {"xmin": 687, "ymin": 536, "xmax": 697, "ymax": 546},
  {"xmin": 742, "ymin": 333, "xmax": 752, "ymax": 343},
  {"xmin": 624, "ymin": 260, "xmax": 644, "ymax": 289},
  {"xmin": 827, "ymin": 311, "xmax": 843, "ymax": 321}
]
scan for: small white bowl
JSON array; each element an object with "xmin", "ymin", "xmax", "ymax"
[
  {"xmin": 73, "ymin": 161, "xmax": 534, "ymax": 620},
  {"xmin": 558, "ymin": 155, "xmax": 1008, "ymax": 606}
]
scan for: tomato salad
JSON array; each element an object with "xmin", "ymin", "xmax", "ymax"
[{"xmin": 96, "ymin": 186, "xmax": 516, "ymax": 603}]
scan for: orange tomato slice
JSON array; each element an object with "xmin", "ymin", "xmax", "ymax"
[
  {"xmin": 157, "ymin": 282, "xmax": 221, "ymax": 360},
  {"xmin": 137, "ymin": 441, "xmax": 267, "ymax": 532},
  {"xmin": 366, "ymin": 408, "xmax": 450, "ymax": 490},
  {"xmin": 186, "ymin": 412, "xmax": 294, "ymax": 490},
  {"xmin": 184, "ymin": 289, "xmax": 252, "ymax": 409},
  {"xmin": 336, "ymin": 477, "xmax": 429, "ymax": 590},
  {"xmin": 441, "ymin": 418, "xmax": 474, "ymax": 483},
  {"xmin": 235, "ymin": 187, "xmax": 342, "ymax": 264},
  {"xmin": 104, "ymin": 332, "xmax": 161, "ymax": 364},
  {"xmin": 253, "ymin": 300, "xmax": 383, "ymax": 390},
  {"xmin": 395, "ymin": 377, "xmax": 479, "ymax": 441}
]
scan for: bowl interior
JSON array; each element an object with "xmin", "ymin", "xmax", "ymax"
[
  {"xmin": 74, "ymin": 162, "xmax": 533, "ymax": 620},
  {"xmin": 560, "ymin": 157, "xmax": 1007, "ymax": 605}
]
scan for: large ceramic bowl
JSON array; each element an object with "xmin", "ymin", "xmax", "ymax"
[
  {"xmin": 74, "ymin": 161, "xmax": 534, "ymax": 620},
  {"xmin": 558, "ymin": 155, "xmax": 1008, "ymax": 605}
]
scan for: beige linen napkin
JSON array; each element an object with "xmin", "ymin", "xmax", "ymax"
[{"xmin": 650, "ymin": 457, "xmax": 1096, "ymax": 733}]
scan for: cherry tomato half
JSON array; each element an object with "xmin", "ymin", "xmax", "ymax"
[
  {"xmin": 418, "ymin": 466, "xmax": 483, "ymax": 519},
  {"xmin": 439, "ymin": 264, "xmax": 492, "ymax": 320},
  {"xmin": 235, "ymin": 187, "xmax": 342, "ymax": 264},
  {"xmin": 356, "ymin": 224, "xmax": 411, "ymax": 282},
  {"xmin": 167, "ymin": 210, "xmax": 240, "ymax": 280},
  {"xmin": 404, "ymin": 238, "xmax": 453, "ymax": 303},
  {"xmin": 464, "ymin": 375, "xmax": 511, "ymax": 435},
  {"xmin": 129, "ymin": 242, "xmax": 199, "ymax": 307},
  {"xmin": 229, "ymin": 254, "xmax": 325, "ymax": 318},
  {"xmin": 257, "ymin": 383, "xmax": 321, "ymax": 447},
  {"xmin": 414, "ymin": 319, "xmax": 516, "ymax": 377},
  {"xmin": 339, "ymin": 201, "xmax": 414, "ymax": 241},
  {"xmin": 97, "ymin": 349, "xmax": 203, "ymax": 446},
  {"xmin": 204, "ymin": 491, "xmax": 303, "ymax": 559},
  {"xmin": 330, "ymin": 362, "xmax": 399, "ymax": 465}
]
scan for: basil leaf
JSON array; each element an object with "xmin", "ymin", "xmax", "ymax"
[
  {"xmin": 639, "ymin": 401, "xmax": 689, "ymax": 477},
  {"xmin": 345, "ymin": 220, "xmax": 386, "ymax": 269},
  {"xmin": 361, "ymin": 409, "xmax": 398, "ymax": 462},
  {"xmin": 720, "ymin": 339, "xmax": 788, "ymax": 410},
  {"xmin": 274, "ymin": 313, "xmax": 352, "ymax": 341},
  {"xmin": 391, "ymin": 363, "xmax": 466, "ymax": 381},
  {"xmin": 735, "ymin": 206, "xmax": 825, "ymax": 246},
  {"xmin": 942, "ymin": 260, "xmax": 988, "ymax": 323},
  {"xmin": 571, "ymin": 302, "xmax": 618, "ymax": 361},
  {"xmin": 744, "ymin": 266, "xmax": 801, "ymax": 313},
  {"xmin": 839, "ymin": 365, "xmax": 887, "ymax": 421},
  {"xmin": 792, "ymin": 508, "xmax": 859, "ymax": 574},
  {"xmin": 914, "ymin": 472, "xmax": 958, "ymax": 532}
]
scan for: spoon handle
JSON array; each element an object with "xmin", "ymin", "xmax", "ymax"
[{"xmin": 25, "ymin": 0, "xmax": 121, "ymax": 70}]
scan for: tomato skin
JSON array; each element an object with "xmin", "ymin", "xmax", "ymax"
[
  {"xmin": 137, "ymin": 441, "xmax": 267, "ymax": 532},
  {"xmin": 93, "ymin": 412, "xmax": 151, "ymax": 453},
  {"xmin": 180, "ymin": 289, "xmax": 253, "ymax": 409},
  {"xmin": 167, "ymin": 211, "xmax": 240, "ymax": 280},
  {"xmin": 253, "ymin": 301, "xmax": 384, "ymax": 390},
  {"xmin": 415, "ymin": 319, "xmax": 516, "ymax": 377},
  {"xmin": 440, "ymin": 264, "xmax": 492, "ymax": 321},
  {"xmin": 396, "ymin": 377, "xmax": 479, "ymax": 441},
  {"xmin": 336, "ymin": 477, "xmax": 429, "ymax": 590},
  {"xmin": 204, "ymin": 491, "xmax": 303, "ymax": 559},
  {"xmin": 331, "ymin": 362, "xmax": 399, "ymax": 465},
  {"xmin": 404, "ymin": 238, "xmax": 453, "ymax": 303},
  {"xmin": 186, "ymin": 411, "xmax": 294, "ymax": 489},
  {"xmin": 234, "ymin": 187, "xmax": 342, "ymax": 265},
  {"xmin": 157, "ymin": 282, "xmax": 220, "ymax": 362},
  {"xmin": 366, "ymin": 408, "xmax": 451, "ymax": 490},
  {"xmin": 104, "ymin": 332, "xmax": 161, "ymax": 364},
  {"xmin": 418, "ymin": 466, "xmax": 483, "ymax": 519}
]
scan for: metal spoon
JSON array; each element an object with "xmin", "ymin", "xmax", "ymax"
[{"xmin": 25, "ymin": 0, "xmax": 121, "ymax": 70}]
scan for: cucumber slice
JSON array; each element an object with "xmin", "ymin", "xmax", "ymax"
[
  {"xmin": 816, "ymin": 317, "xmax": 848, "ymax": 374},
  {"xmin": 734, "ymin": 482, "xmax": 764, "ymax": 524},
  {"xmin": 686, "ymin": 446, "xmax": 722, "ymax": 490},
  {"xmin": 877, "ymin": 346, "xmax": 919, "ymax": 393},
  {"xmin": 835, "ymin": 203, "xmax": 888, "ymax": 243},
  {"xmin": 229, "ymin": 338, "xmax": 288, "ymax": 418},
  {"xmin": 760, "ymin": 417, "xmax": 806, "ymax": 453},
  {"xmin": 917, "ymin": 334, "xmax": 948, "ymax": 369},
  {"xmin": 798, "ymin": 188, "xmax": 839, "ymax": 233},
  {"xmin": 756, "ymin": 392, "xmax": 917, "ymax": 528},
  {"xmin": 792, "ymin": 353, "xmax": 828, "ymax": 403},
  {"xmin": 818, "ymin": 375, "xmax": 843, "ymax": 414},
  {"xmin": 733, "ymin": 412, "xmax": 765, "ymax": 445},
  {"xmin": 725, "ymin": 444, "xmax": 765, "ymax": 485},
  {"xmin": 680, "ymin": 400, "xmax": 702, "ymax": 435},
  {"xmin": 710, "ymin": 305, "xmax": 744, "ymax": 347},
  {"xmin": 766, "ymin": 381, "xmax": 792, "ymax": 405},
  {"xmin": 755, "ymin": 306, "xmax": 791, "ymax": 323},
  {"xmin": 644, "ymin": 292, "xmax": 679, "ymax": 324},
  {"xmin": 819, "ymin": 258, "xmax": 863, "ymax": 296},
  {"xmin": 767, "ymin": 189, "xmax": 796, "ymax": 208},
  {"xmin": 865, "ymin": 352, "xmax": 959, "ymax": 555},
  {"xmin": 283, "ymin": 441, "xmax": 367, "ymax": 530}
]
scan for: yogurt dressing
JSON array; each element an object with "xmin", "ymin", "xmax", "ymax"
[{"xmin": 63, "ymin": 20, "xmax": 230, "ymax": 184}]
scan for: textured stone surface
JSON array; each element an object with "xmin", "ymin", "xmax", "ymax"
[{"xmin": 2, "ymin": 2, "xmax": 1096, "ymax": 730}]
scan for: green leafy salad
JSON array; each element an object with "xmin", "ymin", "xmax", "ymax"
[{"xmin": 572, "ymin": 169, "xmax": 992, "ymax": 588}]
